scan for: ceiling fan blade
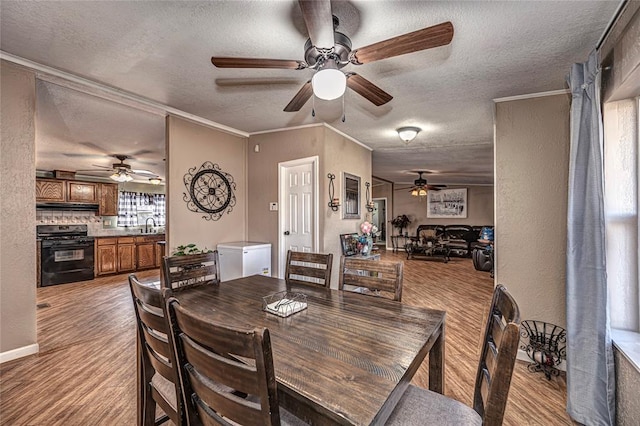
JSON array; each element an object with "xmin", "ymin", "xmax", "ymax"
[
  {"xmin": 211, "ymin": 57, "xmax": 307, "ymax": 70},
  {"xmin": 284, "ymin": 81, "xmax": 313, "ymax": 112},
  {"xmin": 349, "ymin": 21, "xmax": 454, "ymax": 65},
  {"xmin": 298, "ymin": 0, "xmax": 335, "ymax": 49},
  {"xmin": 346, "ymin": 73, "xmax": 393, "ymax": 106},
  {"xmin": 132, "ymin": 169, "xmax": 157, "ymax": 176}
]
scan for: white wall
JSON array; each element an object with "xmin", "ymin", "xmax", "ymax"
[
  {"xmin": 495, "ymin": 94, "xmax": 570, "ymax": 328},
  {"xmin": 0, "ymin": 61, "xmax": 38, "ymax": 359}
]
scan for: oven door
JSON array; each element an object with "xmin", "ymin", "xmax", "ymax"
[{"xmin": 41, "ymin": 240, "xmax": 95, "ymax": 286}]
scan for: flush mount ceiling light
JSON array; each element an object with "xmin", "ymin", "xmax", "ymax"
[
  {"xmin": 397, "ymin": 127, "xmax": 421, "ymax": 144},
  {"xmin": 311, "ymin": 58, "xmax": 347, "ymax": 101},
  {"xmin": 149, "ymin": 177, "xmax": 162, "ymax": 185},
  {"xmin": 111, "ymin": 170, "xmax": 133, "ymax": 182}
]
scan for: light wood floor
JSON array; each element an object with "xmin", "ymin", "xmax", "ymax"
[{"xmin": 0, "ymin": 251, "xmax": 572, "ymax": 425}]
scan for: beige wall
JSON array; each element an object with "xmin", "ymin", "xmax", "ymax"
[
  {"xmin": 0, "ymin": 61, "xmax": 37, "ymax": 356},
  {"xmin": 166, "ymin": 115, "xmax": 247, "ymax": 254},
  {"xmin": 495, "ymin": 94, "xmax": 570, "ymax": 328},
  {"xmin": 393, "ymin": 185, "xmax": 494, "ymax": 236},
  {"xmin": 247, "ymin": 125, "xmax": 371, "ymax": 286},
  {"xmin": 322, "ymin": 128, "xmax": 372, "ymax": 287}
]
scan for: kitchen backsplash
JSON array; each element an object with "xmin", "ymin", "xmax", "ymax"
[{"xmin": 36, "ymin": 209, "xmax": 164, "ymax": 236}]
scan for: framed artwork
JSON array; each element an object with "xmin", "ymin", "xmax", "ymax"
[
  {"xmin": 339, "ymin": 233, "xmax": 359, "ymax": 256},
  {"xmin": 427, "ymin": 188, "xmax": 468, "ymax": 218},
  {"xmin": 342, "ymin": 172, "xmax": 361, "ymax": 219}
]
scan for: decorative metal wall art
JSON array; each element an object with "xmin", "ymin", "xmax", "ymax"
[
  {"xmin": 183, "ymin": 162, "xmax": 236, "ymax": 221},
  {"xmin": 519, "ymin": 320, "xmax": 567, "ymax": 379},
  {"xmin": 365, "ymin": 182, "xmax": 374, "ymax": 212},
  {"xmin": 327, "ymin": 173, "xmax": 340, "ymax": 211}
]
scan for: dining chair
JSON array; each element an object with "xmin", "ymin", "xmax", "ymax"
[
  {"xmin": 165, "ymin": 297, "xmax": 306, "ymax": 426},
  {"xmin": 284, "ymin": 250, "xmax": 333, "ymax": 288},
  {"xmin": 128, "ymin": 274, "xmax": 184, "ymax": 426},
  {"xmin": 386, "ymin": 284, "xmax": 521, "ymax": 426},
  {"xmin": 338, "ymin": 256, "xmax": 404, "ymax": 302},
  {"xmin": 161, "ymin": 250, "xmax": 220, "ymax": 292}
]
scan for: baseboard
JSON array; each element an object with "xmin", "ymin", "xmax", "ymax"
[
  {"xmin": 0, "ymin": 343, "xmax": 39, "ymax": 364},
  {"xmin": 517, "ymin": 348, "xmax": 566, "ymax": 372}
]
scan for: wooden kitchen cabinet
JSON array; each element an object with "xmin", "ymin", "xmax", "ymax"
[
  {"xmin": 67, "ymin": 181, "xmax": 98, "ymax": 203},
  {"xmin": 136, "ymin": 242, "xmax": 156, "ymax": 270},
  {"xmin": 36, "ymin": 179, "xmax": 66, "ymax": 202},
  {"xmin": 117, "ymin": 237, "xmax": 136, "ymax": 272},
  {"xmin": 156, "ymin": 241, "xmax": 165, "ymax": 268},
  {"xmin": 99, "ymin": 183, "xmax": 118, "ymax": 216},
  {"xmin": 96, "ymin": 238, "xmax": 117, "ymax": 276}
]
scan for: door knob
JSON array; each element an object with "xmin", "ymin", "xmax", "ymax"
[{"xmin": 284, "ymin": 231, "xmax": 290, "ymax": 235}]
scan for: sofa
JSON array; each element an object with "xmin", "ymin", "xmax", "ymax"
[{"xmin": 414, "ymin": 224, "xmax": 493, "ymax": 258}]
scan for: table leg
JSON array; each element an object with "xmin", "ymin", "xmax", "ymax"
[{"xmin": 429, "ymin": 323, "xmax": 445, "ymax": 394}]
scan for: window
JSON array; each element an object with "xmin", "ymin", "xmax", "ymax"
[
  {"xmin": 117, "ymin": 191, "xmax": 166, "ymax": 227},
  {"xmin": 604, "ymin": 97, "xmax": 639, "ymax": 332}
]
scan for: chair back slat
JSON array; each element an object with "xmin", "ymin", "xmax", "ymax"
[
  {"xmin": 284, "ymin": 250, "xmax": 333, "ymax": 288},
  {"xmin": 338, "ymin": 256, "xmax": 403, "ymax": 301},
  {"xmin": 128, "ymin": 274, "xmax": 183, "ymax": 425},
  {"xmin": 473, "ymin": 284, "xmax": 521, "ymax": 426},
  {"xmin": 163, "ymin": 251, "xmax": 220, "ymax": 292},
  {"xmin": 167, "ymin": 298, "xmax": 281, "ymax": 426}
]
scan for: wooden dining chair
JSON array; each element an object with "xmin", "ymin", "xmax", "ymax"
[
  {"xmin": 386, "ymin": 284, "xmax": 521, "ymax": 426},
  {"xmin": 284, "ymin": 250, "xmax": 333, "ymax": 288},
  {"xmin": 128, "ymin": 274, "xmax": 184, "ymax": 426},
  {"xmin": 338, "ymin": 256, "xmax": 404, "ymax": 302},
  {"xmin": 165, "ymin": 297, "xmax": 306, "ymax": 426},
  {"xmin": 161, "ymin": 250, "xmax": 220, "ymax": 292}
]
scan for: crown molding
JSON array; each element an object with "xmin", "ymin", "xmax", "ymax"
[{"xmin": 493, "ymin": 89, "xmax": 570, "ymax": 103}]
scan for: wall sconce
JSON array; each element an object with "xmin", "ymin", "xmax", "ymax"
[
  {"xmin": 397, "ymin": 126, "xmax": 421, "ymax": 144},
  {"xmin": 327, "ymin": 173, "xmax": 340, "ymax": 212},
  {"xmin": 365, "ymin": 182, "xmax": 374, "ymax": 212}
]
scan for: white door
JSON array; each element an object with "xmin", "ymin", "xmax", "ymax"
[{"xmin": 279, "ymin": 157, "xmax": 318, "ymax": 277}]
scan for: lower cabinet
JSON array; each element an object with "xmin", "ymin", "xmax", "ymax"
[{"xmin": 96, "ymin": 235, "xmax": 164, "ymax": 276}]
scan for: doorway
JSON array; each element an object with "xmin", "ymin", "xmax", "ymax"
[
  {"xmin": 278, "ymin": 156, "xmax": 319, "ymax": 278},
  {"xmin": 372, "ymin": 198, "xmax": 387, "ymax": 248}
]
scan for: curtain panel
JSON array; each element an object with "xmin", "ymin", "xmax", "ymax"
[{"xmin": 566, "ymin": 50, "xmax": 615, "ymax": 425}]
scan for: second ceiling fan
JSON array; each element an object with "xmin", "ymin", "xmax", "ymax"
[{"xmin": 211, "ymin": 0, "xmax": 454, "ymax": 112}]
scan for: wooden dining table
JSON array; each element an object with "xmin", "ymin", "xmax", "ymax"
[{"xmin": 174, "ymin": 275, "xmax": 446, "ymax": 426}]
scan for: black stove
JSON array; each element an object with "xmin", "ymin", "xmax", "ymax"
[{"xmin": 37, "ymin": 225, "xmax": 95, "ymax": 286}]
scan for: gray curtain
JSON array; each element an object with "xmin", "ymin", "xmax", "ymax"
[{"xmin": 566, "ymin": 50, "xmax": 615, "ymax": 425}]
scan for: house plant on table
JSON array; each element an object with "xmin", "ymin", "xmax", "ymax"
[
  {"xmin": 171, "ymin": 243, "xmax": 213, "ymax": 272},
  {"xmin": 358, "ymin": 221, "xmax": 378, "ymax": 255},
  {"xmin": 391, "ymin": 215, "xmax": 411, "ymax": 236}
]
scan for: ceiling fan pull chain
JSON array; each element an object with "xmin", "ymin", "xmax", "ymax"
[
  {"xmin": 341, "ymin": 95, "xmax": 346, "ymax": 122},
  {"xmin": 312, "ymin": 95, "xmax": 316, "ymax": 117}
]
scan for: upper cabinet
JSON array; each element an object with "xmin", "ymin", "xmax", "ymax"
[
  {"xmin": 35, "ymin": 179, "xmax": 66, "ymax": 202},
  {"xmin": 99, "ymin": 183, "xmax": 118, "ymax": 216},
  {"xmin": 67, "ymin": 181, "xmax": 98, "ymax": 203},
  {"xmin": 36, "ymin": 178, "xmax": 119, "ymax": 215}
]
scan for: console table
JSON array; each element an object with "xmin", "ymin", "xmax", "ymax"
[
  {"xmin": 391, "ymin": 235, "xmax": 409, "ymax": 253},
  {"xmin": 405, "ymin": 238, "xmax": 451, "ymax": 263}
]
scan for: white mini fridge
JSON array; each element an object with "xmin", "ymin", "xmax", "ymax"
[{"xmin": 217, "ymin": 241, "xmax": 272, "ymax": 282}]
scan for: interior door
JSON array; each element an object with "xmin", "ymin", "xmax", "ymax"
[{"xmin": 279, "ymin": 157, "xmax": 318, "ymax": 277}]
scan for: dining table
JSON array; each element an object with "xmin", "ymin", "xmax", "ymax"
[{"xmin": 174, "ymin": 274, "xmax": 446, "ymax": 426}]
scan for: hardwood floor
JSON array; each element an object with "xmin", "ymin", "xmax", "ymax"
[{"xmin": 0, "ymin": 252, "xmax": 572, "ymax": 425}]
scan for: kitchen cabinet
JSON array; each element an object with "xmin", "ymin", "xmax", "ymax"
[
  {"xmin": 67, "ymin": 181, "xmax": 98, "ymax": 203},
  {"xmin": 95, "ymin": 234, "xmax": 164, "ymax": 276},
  {"xmin": 96, "ymin": 238, "xmax": 118, "ymax": 275},
  {"xmin": 36, "ymin": 179, "xmax": 66, "ymax": 202},
  {"xmin": 99, "ymin": 183, "xmax": 118, "ymax": 216},
  {"xmin": 37, "ymin": 240, "xmax": 42, "ymax": 287},
  {"xmin": 117, "ymin": 237, "xmax": 136, "ymax": 272},
  {"xmin": 156, "ymin": 241, "xmax": 166, "ymax": 269}
]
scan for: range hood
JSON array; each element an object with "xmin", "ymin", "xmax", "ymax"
[{"xmin": 36, "ymin": 203, "xmax": 99, "ymax": 211}]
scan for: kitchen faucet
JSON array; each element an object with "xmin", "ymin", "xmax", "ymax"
[{"xmin": 145, "ymin": 217, "xmax": 157, "ymax": 233}]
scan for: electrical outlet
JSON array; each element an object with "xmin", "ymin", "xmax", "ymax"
[{"xmin": 269, "ymin": 202, "xmax": 278, "ymax": 211}]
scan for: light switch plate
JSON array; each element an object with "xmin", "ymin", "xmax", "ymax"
[{"xmin": 269, "ymin": 202, "xmax": 278, "ymax": 211}]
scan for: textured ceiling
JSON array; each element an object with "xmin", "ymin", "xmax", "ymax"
[{"xmin": 0, "ymin": 1, "xmax": 620, "ymax": 185}]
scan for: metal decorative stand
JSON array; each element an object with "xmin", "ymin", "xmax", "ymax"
[
  {"xmin": 327, "ymin": 173, "xmax": 340, "ymax": 211},
  {"xmin": 519, "ymin": 320, "xmax": 566, "ymax": 380}
]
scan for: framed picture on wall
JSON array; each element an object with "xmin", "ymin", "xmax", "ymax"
[{"xmin": 427, "ymin": 188, "xmax": 468, "ymax": 218}]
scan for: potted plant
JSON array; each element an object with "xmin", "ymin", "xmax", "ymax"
[
  {"xmin": 391, "ymin": 215, "xmax": 411, "ymax": 236},
  {"xmin": 172, "ymin": 243, "xmax": 213, "ymax": 256}
]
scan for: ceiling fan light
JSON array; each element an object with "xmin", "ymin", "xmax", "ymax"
[
  {"xmin": 418, "ymin": 188, "xmax": 427, "ymax": 197},
  {"xmin": 149, "ymin": 177, "xmax": 162, "ymax": 185},
  {"xmin": 111, "ymin": 170, "xmax": 132, "ymax": 182},
  {"xmin": 411, "ymin": 189, "xmax": 419, "ymax": 197},
  {"xmin": 312, "ymin": 60, "xmax": 346, "ymax": 101},
  {"xmin": 397, "ymin": 126, "xmax": 421, "ymax": 144}
]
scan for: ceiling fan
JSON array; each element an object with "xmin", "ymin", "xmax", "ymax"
[
  {"xmin": 76, "ymin": 154, "xmax": 159, "ymax": 183},
  {"xmin": 395, "ymin": 171, "xmax": 446, "ymax": 197},
  {"xmin": 211, "ymin": 0, "xmax": 454, "ymax": 112}
]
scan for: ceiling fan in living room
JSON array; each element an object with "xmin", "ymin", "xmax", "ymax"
[
  {"xmin": 210, "ymin": 0, "xmax": 454, "ymax": 112},
  {"xmin": 395, "ymin": 171, "xmax": 446, "ymax": 197}
]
